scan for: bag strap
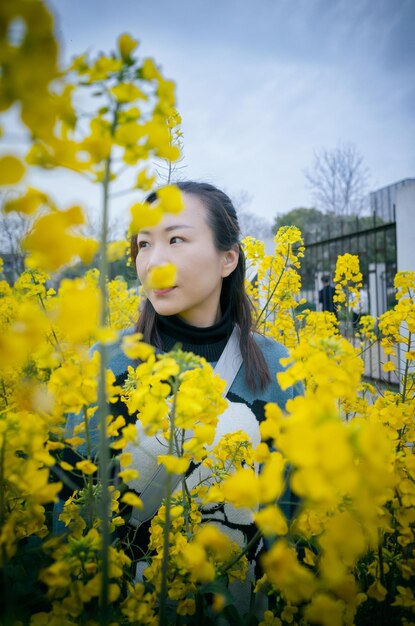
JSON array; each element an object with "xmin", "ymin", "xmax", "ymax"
[{"xmin": 129, "ymin": 326, "xmax": 243, "ymax": 528}]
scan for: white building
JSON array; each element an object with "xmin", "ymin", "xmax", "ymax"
[{"xmin": 370, "ymin": 178, "xmax": 415, "ymax": 223}]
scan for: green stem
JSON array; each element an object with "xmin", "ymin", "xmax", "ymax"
[
  {"xmin": 159, "ymin": 390, "xmax": 178, "ymax": 626},
  {"xmin": 356, "ymin": 337, "xmax": 378, "ymax": 358},
  {"xmin": 220, "ymin": 528, "xmax": 262, "ymax": 576},
  {"xmin": 377, "ymin": 528, "xmax": 385, "ymax": 586},
  {"xmin": 167, "ymin": 158, "xmax": 172, "ymax": 184},
  {"xmin": 178, "ymin": 429, "xmax": 191, "ymax": 540},
  {"xmin": 98, "ymin": 103, "xmax": 119, "ymax": 625},
  {"xmin": 83, "ymin": 406, "xmax": 95, "ymax": 527},
  {"xmin": 343, "ymin": 291, "xmax": 352, "ymax": 342},
  {"xmin": 30, "ymin": 272, "xmax": 62, "ymax": 352},
  {"xmin": 0, "ymin": 378, "xmax": 8, "ymax": 407},
  {"xmin": 256, "ymin": 253, "xmax": 290, "ymax": 327}
]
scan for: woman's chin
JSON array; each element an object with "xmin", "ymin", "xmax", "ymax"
[{"xmin": 150, "ymin": 301, "xmax": 181, "ymax": 317}]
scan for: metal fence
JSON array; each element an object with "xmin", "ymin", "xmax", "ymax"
[{"xmin": 299, "ymin": 215, "xmax": 398, "ymax": 385}]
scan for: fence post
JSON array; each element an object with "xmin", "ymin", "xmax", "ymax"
[{"xmin": 395, "ymin": 181, "xmax": 415, "ymax": 390}]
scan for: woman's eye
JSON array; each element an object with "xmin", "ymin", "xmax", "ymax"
[
  {"xmin": 137, "ymin": 241, "xmax": 149, "ymax": 250},
  {"xmin": 170, "ymin": 236, "xmax": 184, "ymax": 244}
]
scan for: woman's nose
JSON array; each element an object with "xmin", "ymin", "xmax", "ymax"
[{"xmin": 146, "ymin": 243, "xmax": 170, "ymax": 270}]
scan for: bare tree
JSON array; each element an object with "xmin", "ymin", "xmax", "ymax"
[
  {"xmin": 83, "ymin": 211, "xmax": 127, "ymax": 242},
  {"xmin": 238, "ymin": 209, "xmax": 272, "ymax": 239},
  {"xmin": 305, "ymin": 143, "xmax": 370, "ymax": 216},
  {"xmin": 232, "ymin": 190, "xmax": 272, "ymax": 239}
]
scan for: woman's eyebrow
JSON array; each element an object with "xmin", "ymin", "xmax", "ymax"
[{"xmin": 138, "ymin": 225, "xmax": 195, "ymax": 235}]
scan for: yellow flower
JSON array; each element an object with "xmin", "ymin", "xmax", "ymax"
[
  {"xmin": 49, "ymin": 277, "xmax": 100, "ymax": 344},
  {"xmin": 254, "ymin": 505, "xmax": 288, "ymax": 537},
  {"xmin": 281, "ymin": 605, "xmax": 298, "ymax": 623},
  {"xmin": 170, "ymin": 505, "xmax": 184, "ymax": 519},
  {"xmin": 60, "ymin": 461, "xmax": 74, "ymax": 471},
  {"xmin": 180, "ymin": 543, "xmax": 216, "ymax": 583},
  {"xmin": 212, "ymin": 594, "xmax": 226, "ymax": 613},
  {"xmin": 157, "ymin": 184, "xmax": 184, "ymax": 214},
  {"xmin": 367, "ymin": 579, "xmax": 388, "ymax": 602},
  {"xmin": 158, "ymin": 454, "xmax": 190, "ymax": 474},
  {"xmin": 118, "ymin": 468, "xmax": 139, "ymax": 481},
  {"xmin": 4, "ymin": 187, "xmax": 48, "ymax": 215},
  {"xmin": 259, "ymin": 610, "xmax": 282, "ymax": 626},
  {"xmin": 392, "ymin": 586, "xmax": 415, "ymax": 608},
  {"xmin": 258, "ymin": 452, "xmax": 286, "ymax": 503},
  {"xmin": 221, "ymin": 468, "xmax": 260, "ymax": 508},
  {"xmin": 96, "ymin": 326, "xmax": 118, "ymax": 345},
  {"xmin": 119, "ymin": 452, "xmax": 133, "ymax": 467},
  {"xmin": 88, "ymin": 55, "xmax": 123, "ymax": 81},
  {"xmin": 117, "ymin": 33, "xmax": 138, "ymax": 59},
  {"xmin": 75, "ymin": 460, "xmax": 98, "ymax": 475},
  {"xmin": 304, "ymin": 593, "xmax": 345, "ymax": 626},
  {"xmin": 383, "ymin": 360, "xmax": 396, "ymax": 372},
  {"xmin": 135, "ymin": 168, "xmax": 156, "ymax": 191},
  {"xmin": 195, "ymin": 524, "xmax": 233, "ymax": 559},
  {"xmin": 111, "ymin": 83, "xmax": 147, "ymax": 103},
  {"xmin": 254, "ymin": 442, "xmax": 271, "ymax": 462},
  {"xmin": 0, "ymin": 155, "xmax": 25, "ymax": 185},
  {"xmin": 333, "ymin": 253, "xmax": 362, "ymax": 311},
  {"xmin": 147, "ymin": 263, "xmax": 177, "ymax": 290},
  {"xmin": 120, "ymin": 492, "xmax": 143, "ymax": 509},
  {"xmin": 22, "ymin": 205, "xmax": 98, "ymax": 271},
  {"xmin": 177, "ymin": 598, "xmax": 196, "ymax": 615},
  {"xmin": 142, "ymin": 57, "xmax": 161, "ymax": 80},
  {"xmin": 65, "ymin": 437, "xmax": 85, "ymax": 448},
  {"xmin": 107, "ymin": 240, "xmax": 129, "ymax": 262},
  {"xmin": 130, "ymin": 200, "xmax": 163, "ymax": 233},
  {"xmin": 261, "ymin": 540, "xmax": 317, "ymax": 604},
  {"xmin": 122, "ymin": 333, "xmax": 155, "ymax": 360},
  {"xmin": 303, "ymin": 547, "xmax": 316, "ymax": 567}
]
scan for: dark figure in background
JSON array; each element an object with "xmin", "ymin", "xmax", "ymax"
[{"xmin": 319, "ymin": 275, "xmax": 337, "ymax": 317}]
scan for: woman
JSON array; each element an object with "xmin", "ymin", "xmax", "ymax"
[{"xmin": 60, "ymin": 181, "xmax": 300, "ymax": 609}]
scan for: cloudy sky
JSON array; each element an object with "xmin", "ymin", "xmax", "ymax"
[{"xmin": 39, "ymin": 0, "xmax": 415, "ymax": 224}]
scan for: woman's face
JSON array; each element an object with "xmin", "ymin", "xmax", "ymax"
[{"xmin": 135, "ymin": 192, "xmax": 238, "ymax": 327}]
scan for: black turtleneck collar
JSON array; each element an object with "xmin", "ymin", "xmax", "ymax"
[{"xmin": 156, "ymin": 305, "xmax": 233, "ymax": 362}]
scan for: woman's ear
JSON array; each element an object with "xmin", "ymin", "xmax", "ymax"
[{"xmin": 221, "ymin": 244, "xmax": 239, "ymax": 278}]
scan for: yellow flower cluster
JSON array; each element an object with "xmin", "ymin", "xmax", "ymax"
[
  {"xmin": 333, "ymin": 252, "xmax": 363, "ymax": 310},
  {"xmin": 145, "ymin": 499, "xmax": 247, "ymax": 601},
  {"xmin": 2, "ymin": 237, "xmax": 415, "ymax": 625},
  {"xmin": 123, "ymin": 347, "xmax": 227, "ymax": 462},
  {"xmin": 243, "ymin": 226, "xmax": 305, "ymax": 348},
  {"xmin": 2, "ymin": 20, "xmax": 183, "ymax": 277},
  {"xmin": 0, "ymin": 0, "xmax": 58, "ymax": 180},
  {"xmin": 278, "ymin": 333, "xmax": 363, "ymax": 406},
  {"xmin": 0, "ymin": 263, "xmax": 139, "ymax": 560},
  {"xmin": 38, "ymin": 528, "xmax": 131, "ymax": 619},
  {"xmin": 379, "ymin": 271, "xmax": 415, "ymax": 371}
]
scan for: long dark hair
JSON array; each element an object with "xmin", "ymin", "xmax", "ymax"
[{"xmin": 130, "ymin": 181, "xmax": 271, "ymax": 392}]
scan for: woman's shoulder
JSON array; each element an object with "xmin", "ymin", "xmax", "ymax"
[
  {"xmin": 90, "ymin": 327, "xmax": 137, "ymax": 377},
  {"xmin": 251, "ymin": 331, "xmax": 290, "ymax": 370}
]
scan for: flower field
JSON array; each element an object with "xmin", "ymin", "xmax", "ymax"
[{"xmin": 1, "ymin": 2, "xmax": 415, "ymax": 625}]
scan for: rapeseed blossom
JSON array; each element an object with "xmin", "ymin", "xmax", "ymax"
[{"xmin": 147, "ymin": 263, "xmax": 177, "ymax": 290}]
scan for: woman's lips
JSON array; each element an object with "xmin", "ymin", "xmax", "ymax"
[{"xmin": 152, "ymin": 286, "xmax": 177, "ymax": 296}]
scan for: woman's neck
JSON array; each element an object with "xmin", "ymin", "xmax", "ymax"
[
  {"xmin": 176, "ymin": 303, "xmax": 222, "ymax": 328},
  {"xmin": 156, "ymin": 305, "xmax": 233, "ymax": 361}
]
